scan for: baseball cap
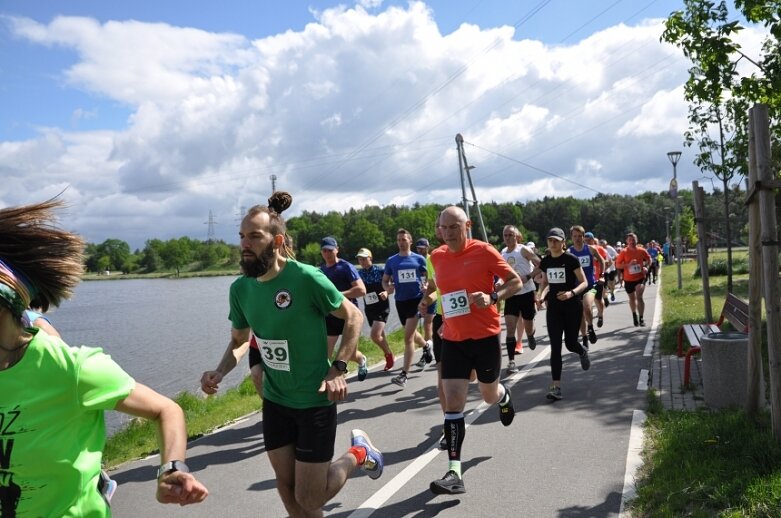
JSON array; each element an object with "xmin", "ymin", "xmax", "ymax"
[
  {"xmin": 584, "ymin": 231, "xmax": 595, "ymax": 239},
  {"xmin": 415, "ymin": 238, "xmax": 430, "ymax": 248},
  {"xmin": 546, "ymin": 228, "xmax": 565, "ymax": 241},
  {"xmin": 526, "ymin": 241, "xmax": 536, "ymax": 248},
  {"xmin": 320, "ymin": 237, "xmax": 338, "ymax": 250},
  {"xmin": 356, "ymin": 248, "xmax": 372, "ymax": 258}
]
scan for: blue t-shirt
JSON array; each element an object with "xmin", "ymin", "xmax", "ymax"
[
  {"xmin": 320, "ymin": 259, "xmax": 361, "ymax": 305},
  {"xmin": 383, "ymin": 252, "xmax": 427, "ymax": 301},
  {"xmin": 568, "ymin": 245, "xmax": 596, "ymax": 288}
]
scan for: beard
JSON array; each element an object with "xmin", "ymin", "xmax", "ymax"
[{"xmin": 240, "ymin": 242, "xmax": 276, "ymax": 278}]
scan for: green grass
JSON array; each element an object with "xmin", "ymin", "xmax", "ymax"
[
  {"xmin": 102, "ymin": 330, "xmax": 410, "ymax": 468},
  {"xmin": 629, "ymin": 251, "xmax": 781, "ymax": 517}
]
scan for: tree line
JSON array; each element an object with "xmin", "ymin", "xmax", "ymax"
[{"xmin": 83, "ymin": 188, "xmax": 751, "ymax": 274}]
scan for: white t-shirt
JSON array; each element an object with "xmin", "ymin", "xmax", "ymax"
[
  {"xmin": 605, "ymin": 245, "xmax": 617, "ymax": 273},
  {"xmin": 501, "ymin": 244, "xmax": 535, "ymax": 295}
]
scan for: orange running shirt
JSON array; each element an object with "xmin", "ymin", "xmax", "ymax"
[
  {"xmin": 430, "ymin": 239, "xmax": 516, "ymax": 341},
  {"xmin": 615, "ymin": 247, "xmax": 651, "ymax": 282},
  {"xmin": 593, "ymin": 245, "xmax": 608, "ymax": 280}
]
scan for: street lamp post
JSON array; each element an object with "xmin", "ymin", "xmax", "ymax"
[{"xmin": 667, "ymin": 151, "xmax": 683, "ymax": 289}]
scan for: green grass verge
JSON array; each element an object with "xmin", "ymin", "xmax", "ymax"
[
  {"xmin": 103, "ymin": 330, "xmax": 410, "ymax": 468},
  {"xmin": 629, "ymin": 251, "xmax": 781, "ymax": 516}
]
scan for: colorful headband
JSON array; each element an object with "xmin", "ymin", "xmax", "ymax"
[{"xmin": 0, "ymin": 257, "xmax": 37, "ymax": 318}]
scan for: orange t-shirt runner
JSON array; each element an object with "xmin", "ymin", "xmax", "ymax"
[
  {"xmin": 593, "ymin": 245, "xmax": 609, "ymax": 280},
  {"xmin": 430, "ymin": 239, "xmax": 515, "ymax": 342},
  {"xmin": 616, "ymin": 247, "xmax": 651, "ymax": 282}
]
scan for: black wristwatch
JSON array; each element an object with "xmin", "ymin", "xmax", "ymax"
[
  {"xmin": 332, "ymin": 360, "xmax": 348, "ymax": 373},
  {"xmin": 490, "ymin": 292, "xmax": 499, "ymax": 304},
  {"xmin": 157, "ymin": 460, "xmax": 189, "ymax": 479}
]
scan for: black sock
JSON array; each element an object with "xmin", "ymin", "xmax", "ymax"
[
  {"xmin": 444, "ymin": 412, "xmax": 466, "ymax": 461},
  {"xmin": 506, "ymin": 337, "xmax": 516, "ymax": 360}
]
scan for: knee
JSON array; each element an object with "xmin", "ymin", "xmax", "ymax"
[
  {"xmin": 371, "ymin": 329, "xmax": 383, "ymax": 342},
  {"xmin": 295, "ymin": 488, "xmax": 325, "ymax": 512}
]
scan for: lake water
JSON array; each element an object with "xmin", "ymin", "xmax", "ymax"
[{"xmin": 46, "ymin": 275, "xmax": 401, "ymax": 435}]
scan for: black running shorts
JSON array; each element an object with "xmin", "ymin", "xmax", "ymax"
[{"xmin": 262, "ymin": 399, "xmax": 337, "ymax": 463}]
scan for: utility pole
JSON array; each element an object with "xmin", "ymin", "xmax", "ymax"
[
  {"xmin": 270, "ymin": 174, "xmax": 277, "ymax": 193},
  {"xmin": 204, "ymin": 210, "xmax": 217, "ymax": 243},
  {"xmin": 455, "ymin": 134, "xmax": 488, "ymax": 241}
]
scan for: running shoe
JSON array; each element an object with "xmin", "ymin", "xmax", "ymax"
[
  {"xmin": 588, "ymin": 326, "xmax": 597, "ymax": 344},
  {"xmin": 357, "ymin": 360, "xmax": 368, "ymax": 382},
  {"xmin": 515, "ymin": 341, "xmax": 523, "ymax": 354},
  {"xmin": 498, "ymin": 383, "xmax": 515, "ymax": 426},
  {"xmin": 639, "ymin": 316, "xmax": 646, "ymax": 327},
  {"xmin": 527, "ymin": 334, "xmax": 537, "ymax": 350},
  {"xmin": 351, "ymin": 429, "xmax": 384, "ymax": 480},
  {"xmin": 506, "ymin": 360, "xmax": 518, "ymax": 375},
  {"xmin": 430, "ymin": 470, "xmax": 465, "ymax": 495},
  {"xmin": 611, "ymin": 293, "xmax": 616, "ymax": 302},
  {"xmin": 383, "ymin": 353, "xmax": 395, "ymax": 371},
  {"xmin": 633, "ymin": 313, "xmax": 639, "ymax": 327},
  {"xmin": 604, "ymin": 297, "xmax": 610, "ymax": 307},
  {"xmin": 582, "ymin": 335, "xmax": 589, "ymax": 351},
  {"xmin": 597, "ymin": 316, "xmax": 604, "ymax": 328},
  {"xmin": 580, "ymin": 349, "xmax": 591, "ymax": 371},
  {"xmin": 391, "ymin": 373, "xmax": 407, "ymax": 387},
  {"xmin": 546, "ymin": 385, "xmax": 562, "ymax": 400},
  {"xmin": 423, "ymin": 345, "xmax": 434, "ymax": 364}
]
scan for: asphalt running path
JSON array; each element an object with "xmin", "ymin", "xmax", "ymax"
[{"xmin": 109, "ymin": 282, "xmax": 659, "ymax": 517}]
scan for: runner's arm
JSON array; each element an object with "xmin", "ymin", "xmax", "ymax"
[
  {"xmin": 200, "ymin": 328, "xmax": 250, "ymax": 394},
  {"xmin": 342, "ymin": 278, "xmax": 366, "ymax": 299},
  {"xmin": 382, "ymin": 273, "xmax": 395, "ymax": 295},
  {"xmin": 321, "ymin": 300, "xmax": 363, "ymax": 401}
]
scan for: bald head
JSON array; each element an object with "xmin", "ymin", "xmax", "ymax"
[{"xmin": 438, "ymin": 205, "xmax": 471, "ymax": 252}]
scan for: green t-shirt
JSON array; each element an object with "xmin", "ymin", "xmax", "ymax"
[
  {"xmin": 229, "ymin": 261, "xmax": 343, "ymax": 409},
  {"xmin": 0, "ymin": 329, "xmax": 135, "ymax": 517}
]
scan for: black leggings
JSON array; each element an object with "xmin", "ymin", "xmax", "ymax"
[{"xmin": 546, "ymin": 298, "xmax": 585, "ymax": 381}]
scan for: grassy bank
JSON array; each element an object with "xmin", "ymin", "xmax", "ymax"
[
  {"xmin": 629, "ymin": 253, "xmax": 781, "ymax": 516},
  {"xmin": 103, "ymin": 329, "xmax": 410, "ymax": 468}
]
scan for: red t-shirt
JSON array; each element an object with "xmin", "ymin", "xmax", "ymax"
[
  {"xmin": 430, "ymin": 240, "xmax": 516, "ymax": 341},
  {"xmin": 616, "ymin": 247, "xmax": 651, "ymax": 282},
  {"xmin": 593, "ymin": 245, "xmax": 609, "ymax": 280}
]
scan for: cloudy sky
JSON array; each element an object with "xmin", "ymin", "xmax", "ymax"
[{"xmin": 0, "ymin": 0, "xmax": 767, "ymax": 249}]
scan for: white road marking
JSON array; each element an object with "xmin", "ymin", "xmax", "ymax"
[
  {"xmin": 348, "ymin": 348, "xmax": 552, "ymax": 517},
  {"xmin": 643, "ymin": 278, "xmax": 662, "ymax": 357},
  {"xmin": 637, "ymin": 369, "xmax": 649, "ymax": 391},
  {"xmin": 619, "ymin": 409, "xmax": 646, "ymax": 516}
]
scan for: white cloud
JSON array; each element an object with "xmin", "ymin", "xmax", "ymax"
[{"xmin": 0, "ymin": 5, "xmax": 770, "ymax": 248}]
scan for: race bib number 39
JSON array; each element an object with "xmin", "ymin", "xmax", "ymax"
[
  {"xmin": 259, "ymin": 338, "xmax": 290, "ymax": 371},
  {"xmin": 397, "ymin": 269, "xmax": 418, "ymax": 283},
  {"xmin": 442, "ymin": 290, "xmax": 470, "ymax": 318},
  {"xmin": 547, "ymin": 267, "xmax": 566, "ymax": 284}
]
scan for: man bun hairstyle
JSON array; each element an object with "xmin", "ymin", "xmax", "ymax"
[{"xmin": 268, "ymin": 191, "xmax": 292, "ymax": 215}]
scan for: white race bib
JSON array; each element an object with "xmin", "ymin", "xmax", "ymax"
[
  {"xmin": 259, "ymin": 338, "xmax": 290, "ymax": 371},
  {"xmin": 397, "ymin": 269, "xmax": 418, "ymax": 283},
  {"xmin": 442, "ymin": 290, "xmax": 471, "ymax": 318},
  {"xmin": 364, "ymin": 292, "xmax": 380, "ymax": 305},
  {"xmin": 629, "ymin": 263, "xmax": 642, "ymax": 275},
  {"xmin": 579, "ymin": 255, "xmax": 591, "ymax": 267},
  {"xmin": 547, "ymin": 267, "xmax": 566, "ymax": 284}
]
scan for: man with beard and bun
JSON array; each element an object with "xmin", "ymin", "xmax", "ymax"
[
  {"xmin": 201, "ymin": 192, "xmax": 383, "ymax": 517},
  {"xmin": 418, "ymin": 206, "xmax": 521, "ymax": 495},
  {"xmin": 615, "ymin": 232, "xmax": 652, "ymax": 327},
  {"xmin": 500, "ymin": 225, "xmax": 541, "ymax": 374}
]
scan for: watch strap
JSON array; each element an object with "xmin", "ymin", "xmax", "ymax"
[
  {"xmin": 157, "ymin": 460, "xmax": 189, "ymax": 478},
  {"xmin": 332, "ymin": 360, "xmax": 348, "ymax": 373}
]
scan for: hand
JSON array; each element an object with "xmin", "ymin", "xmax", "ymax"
[
  {"xmin": 469, "ymin": 292, "xmax": 490, "ymax": 308},
  {"xmin": 318, "ymin": 368, "xmax": 348, "ymax": 401},
  {"xmin": 556, "ymin": 290, "xmax": 571, "ymax": 301},
  {"xmin": 157, "ymin": 471, "xmax": 209, "ymax": 506},
  {"xmin": 200, "ymin": 371, "xmax": 223, "ymax": 395},
  {"xmin": 379, "ymin": 291, "xmax": 388, "ymax": 301},
  {"xmin": 418, "ymin": 299, "xmax": 428, "ymax": 314}
]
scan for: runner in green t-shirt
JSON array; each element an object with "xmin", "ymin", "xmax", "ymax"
[
  {"xmin": 200, "ymin": 192, "xmax": 384, "ymax": 516},
  {"xmin": 0, "ymin": 199, "xmax": 208, "ymax": 516}
]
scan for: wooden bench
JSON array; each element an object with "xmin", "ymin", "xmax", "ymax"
[{"xmin": 677, "ymin": 293, "xmax": 750, "ymax": 386}]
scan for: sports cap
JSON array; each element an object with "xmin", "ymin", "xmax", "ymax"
[
  {"xmin": 546, "ymin": 228, "xmax": 565, "ymax": 241},
  {"xmin": 356, "ymin": 248, "xmax": 372, "ymax": 258},
  {"xmin": 415, "ymin": 238, "xmax": 429, "ymax": 248},
  {"xmin": 320, "ymin": 237, "xmax": 338, "ymax": 250}
]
